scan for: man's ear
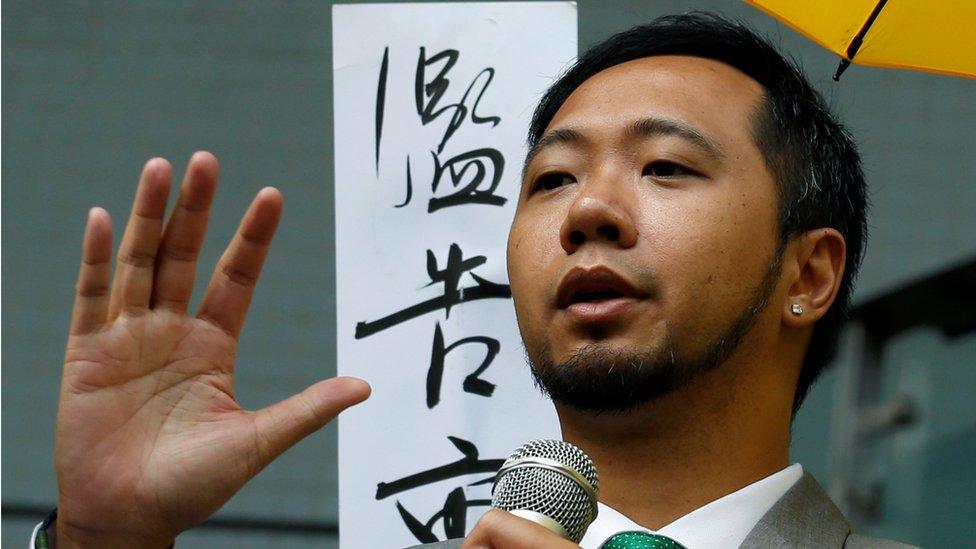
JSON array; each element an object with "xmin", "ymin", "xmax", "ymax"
[{"xmin": 783, "ymin": 228, "xmax": 846, "ymax": 328}]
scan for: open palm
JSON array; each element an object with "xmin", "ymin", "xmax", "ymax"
[{"xmin": 54, "ymin": 153, "xmax": 370, "ymax": 548}]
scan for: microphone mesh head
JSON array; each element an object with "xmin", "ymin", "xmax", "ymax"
[{"xmin": 491, "ymin": 439, "xmax": 599, "ymax": 543}]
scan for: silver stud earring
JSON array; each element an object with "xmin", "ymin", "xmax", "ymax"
[{"xmin": 791, "ymin": 303, "xmax": 804, "ymax": 316}]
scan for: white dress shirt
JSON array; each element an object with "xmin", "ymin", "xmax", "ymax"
[{"xmin": 579, "ymin": 463, "xmax": 803, "ymax": 549}]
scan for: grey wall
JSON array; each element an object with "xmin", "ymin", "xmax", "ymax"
[{"xmin": 3, "ymin": 1, "xmax": 973, "ymax": 547}]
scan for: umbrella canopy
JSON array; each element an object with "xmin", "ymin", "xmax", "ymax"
[{"xmin": 745, "ymin": 0, "xmax": 976, "ymax": 79}]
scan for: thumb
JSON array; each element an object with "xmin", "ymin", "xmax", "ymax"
[{"xmin": 252, "ymin": 376, "xmax": 371, "ymax": 464}]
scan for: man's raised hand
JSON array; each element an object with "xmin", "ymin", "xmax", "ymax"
[{"xmin": 55, "ymin": 152, "xmax": 370, "ymax": 548}]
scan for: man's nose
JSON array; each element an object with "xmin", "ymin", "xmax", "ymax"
[{"xmin": 559, "ymin": 172, "xmax": 639, "ymax": 254}]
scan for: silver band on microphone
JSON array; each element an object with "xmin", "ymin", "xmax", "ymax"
[
  {"xmin": 508, "ymin": 510, "xmax": 572, "ymax": 539},
  {"xmin": 493, "ymin": 456, "xmax": 600, "ymax": 518}
]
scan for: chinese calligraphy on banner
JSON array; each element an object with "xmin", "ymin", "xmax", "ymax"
[{"xmin": 333, "ymin": 2, "xmax": 577, "ymax": 547}]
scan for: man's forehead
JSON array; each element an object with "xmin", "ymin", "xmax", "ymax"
[
  {"xmin": 545, "ymin": 55, "xmax": 765, "ymax": 138},
  {"xmin": 549, "ymin": 55, "xmax": 763, "ymax": 121}
]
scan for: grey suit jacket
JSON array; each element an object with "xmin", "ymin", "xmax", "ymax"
[{"xmin": 406, "ymin": 473, "xmax": 918, "ymax": 548}]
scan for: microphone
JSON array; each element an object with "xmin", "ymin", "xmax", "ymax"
[{"xmin": 490, "ymin": 439, "xmax": 600, "ymax": 543}]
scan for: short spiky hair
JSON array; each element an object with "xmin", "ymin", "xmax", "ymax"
[{"xmin": 527, "ymin": 12, "xmax": 868, "ymax": 414}]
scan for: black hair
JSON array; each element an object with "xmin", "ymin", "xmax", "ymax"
[{"xmin": 527, "ymin": 12, "xmax": 868, "ymax": 414}]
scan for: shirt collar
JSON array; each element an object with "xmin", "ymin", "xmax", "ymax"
[{"xmin": 579, "ymin": 463, "xmax": 803, "ymax": 549}]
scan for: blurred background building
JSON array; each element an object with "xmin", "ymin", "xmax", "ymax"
[{"xmin": 3, "ymin": 1, "xmax": 974, "ymax": 547}]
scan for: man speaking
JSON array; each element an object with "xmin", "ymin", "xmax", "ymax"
[{"xmin": 40, "ymin": 12, "xmax": 914, "ymax": 549}]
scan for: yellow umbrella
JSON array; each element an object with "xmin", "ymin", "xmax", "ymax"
[{"xmin": 745, "ymin": 0, "xmax": 976, "ymax": 80}]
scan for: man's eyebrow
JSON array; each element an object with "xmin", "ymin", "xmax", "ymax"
[
  {"xmin": 522, "ymin": 118, "xmax": 725, "ymax": 175},
  {"xmin": 523, "ymin": 128, "xmax": 588, "ymax": 171},
  {"xmin": 628, "ymin": 117, "xmax": 726, "ymax": 162}
]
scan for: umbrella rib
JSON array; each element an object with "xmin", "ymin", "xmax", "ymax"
[
  {"xmin": 846, "ymin": 0, "xmax": 890, "ymax": 60},
  {"xmin": 835, "ymin": 0, "xmax": 890, "ymax": 80}
]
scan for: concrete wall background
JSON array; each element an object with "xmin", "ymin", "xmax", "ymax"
[{"xmin": 4, "ymin": 1, "xmax": 974, "ymax": 547}]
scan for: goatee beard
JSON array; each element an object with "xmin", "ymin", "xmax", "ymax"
[{"xmin": 528, "ymin": 251, "xmax": 783, "ymax": 413}]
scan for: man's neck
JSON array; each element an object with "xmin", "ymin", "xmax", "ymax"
[{"xmin": 555, "ymin": 357, "xmax": 794, "ymax": 530}]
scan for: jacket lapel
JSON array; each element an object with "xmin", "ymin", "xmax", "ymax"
[{"xmin": 740, "ymin": 472, "xmax": 851, "ymax": 548}]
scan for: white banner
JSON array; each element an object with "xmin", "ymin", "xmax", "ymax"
[{"xmin": 333, "ymin": 2, "xmax": 577, "ymax": 546}]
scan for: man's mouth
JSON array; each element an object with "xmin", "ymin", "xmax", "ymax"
[
  {"xmin": 556, "ymin": 266, "xmax": 648, "ymax": 322},
  {"xmin": 571, "ymin": 289, "xmax": 626, "ymax": 302}
]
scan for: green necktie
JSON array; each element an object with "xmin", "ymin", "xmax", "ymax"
[{"xmin": 600, "ymin": 531, "xmax": 687, "ymax": 549}]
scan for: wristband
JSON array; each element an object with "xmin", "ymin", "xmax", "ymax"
[
  {"xmin": 30, "ymin": 508, "xmax": 58, "ymax": 549},
  {"xmin": 30, "ymin": 508, "xmax": 177, "ymax": 549}
]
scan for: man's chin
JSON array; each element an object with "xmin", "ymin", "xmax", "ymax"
[{"xmin": 528, "ymin": 340, "xmax": 699, "ymax": 413}]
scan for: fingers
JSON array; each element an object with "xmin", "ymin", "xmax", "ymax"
[
  {"xmin": 69, "ymin": 208, "xmax": 114, "ymax": 335},
  {"xmin": 252, "ymin": 377, "xmax": 371, "ymax": 465},
  {"xmin": 197, "ymin": 187, "xmax": 282, "ymax": 338},
  {"xmin": 83, "ymin": 152, "xmax": 278, "ymax": 334},
  {"xmin": 462, "ymin": 509, "xmax": 580, "ymax": 549},
  {"xmin": 107, "ymin": 158, "xmax": 172, "ymax": 319},
  {"xmin": 151, "ymin": 152, "xmax": 219, "ymax": 312}
]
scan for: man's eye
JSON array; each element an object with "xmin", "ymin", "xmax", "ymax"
[
  {"xmin": 534, "ymin": 172, "xmax": 575, "ymax": 191},
  {"xmin": 643, "ymin": 161, "xmax": 693, "ymax": 178}
]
